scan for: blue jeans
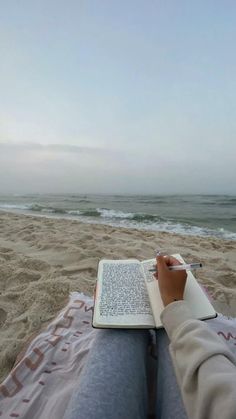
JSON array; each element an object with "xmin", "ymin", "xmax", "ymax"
[{"xmin": 63, "ymin": 328, "xmax": 187, "ymax": 419}]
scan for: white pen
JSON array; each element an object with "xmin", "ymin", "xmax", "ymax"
[{"xmin": 148, "ymin": 262, "xmax": 202, "ymax": 272}]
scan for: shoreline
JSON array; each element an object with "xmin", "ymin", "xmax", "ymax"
[
  {"xmin": 0, "ymin": 208, "xmax": 235, "ymax": 242},
  {"xmin": 0, "ymin": 211, "xmax": 236, "ymax": 382}
]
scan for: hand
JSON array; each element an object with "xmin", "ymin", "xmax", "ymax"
[{"xmin": 155, "ymin": 255, "xmax": 187, "ymax": 307}]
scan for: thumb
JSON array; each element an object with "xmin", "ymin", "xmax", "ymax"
[{"xmin": 156, "ymin": 255, "xmax": 168, "ymax": 274}]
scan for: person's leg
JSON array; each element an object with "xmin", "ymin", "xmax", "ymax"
[
  {"xmin": 155, "ymin": 329, "xmax": 188, "ymax": 419},
  {"xmin": 64, "ymin": 329, "xmax": 149, "ymax": 419}
]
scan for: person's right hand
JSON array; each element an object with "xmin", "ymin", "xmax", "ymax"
[{"xmin": 155, "ymin": 255, "xmax": 187, "ymax": 307}]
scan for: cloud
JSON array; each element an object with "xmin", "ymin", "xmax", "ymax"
[
  {"xmin": 0, "ymin": 141, "xmax": 109, "ymax": 155},
  {"xmin": 0, "ymin": 141, "xmax": 235, "ymax": 195}
]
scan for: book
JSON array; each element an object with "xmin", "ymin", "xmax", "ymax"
[{"xmin": 92, "ymin": 254, "xmax": 217, "ymax": 329}]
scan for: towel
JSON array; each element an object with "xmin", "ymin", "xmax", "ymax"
[{"xmin": 0, "ymin": 293, "xmax": 95, "ymax": 419}]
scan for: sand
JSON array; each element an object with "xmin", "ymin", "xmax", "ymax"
[{"xmin": 0, "ymin": 211, "xmax": 236, "ymax": 382}]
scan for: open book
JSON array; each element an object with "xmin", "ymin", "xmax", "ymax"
[{"xmin": 92, "ymin": 254, "xmax": 217, "ymax": 329}]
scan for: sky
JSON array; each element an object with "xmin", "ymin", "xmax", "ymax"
[{"xmin": 0, "ymin": 0, "xmax": 236, "ymax": 194}]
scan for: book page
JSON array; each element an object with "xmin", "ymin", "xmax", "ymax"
[
  {"xmin": 93, "ymin": 259, "xmax": 155, "ymax": 328},
  {"xmin": 141, "ymin": 259, "xmax": 164, "ymax": 327},
  {"xmin": 141, "ymin": 255, "xmax": 216, "ymax": 328},
  {"xmin": 175, "ymin": 254, "xmax": 216, "ymax": 320}
]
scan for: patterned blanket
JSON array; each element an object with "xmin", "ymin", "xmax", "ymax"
[
  {"xmin": 1, "ymin": 293, "xmax": 236, "ymax": 419},
  {"xmin": 0, "ymin": 293, "xmax": 95, "ymax": 419}
]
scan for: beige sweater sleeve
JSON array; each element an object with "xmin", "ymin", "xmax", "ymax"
[{"xmin": 161, "ymin": 301, "xmax": 236, "ymax": 419}]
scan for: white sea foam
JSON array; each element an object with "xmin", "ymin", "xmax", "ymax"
[
  {"xmin": 68, "ymin": 210, "xmax": 81, "ymax": 215},
  {"xmin": 0, "ymin": 203, "xmax": 29, "ymax": 210},
  {"xmin": 77, "ymin": 216, "xmax": 236, "ymax": 241},
  {"xmin": 97, "ymin": 208, "xmax": 133, "ymax": 219}
]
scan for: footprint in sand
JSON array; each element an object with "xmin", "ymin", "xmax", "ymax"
[
  {"xmin": 14, "ymin": 269, "xmax": 42, "ymax": 282},
  {"xmin": 19, "ymin": 258, "xmax": 50, "ymax": 272}
]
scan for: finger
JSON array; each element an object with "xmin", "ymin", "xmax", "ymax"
[
  {"xmin": 156, "ymin": 255, "xmax": 168, "ymax": 273},
  {"xmin": 163, "ymin": 256, "xmax": 182, "ymax": 267}
]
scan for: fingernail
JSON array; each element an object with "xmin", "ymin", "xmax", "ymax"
[{"xmin": 156, "ymin": 250, "xmax": 166, "ymax": 257}]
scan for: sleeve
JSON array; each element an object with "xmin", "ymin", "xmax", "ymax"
[{"xmin": 160, "ymin": 301, "xmax": 236, "ymax": 419}]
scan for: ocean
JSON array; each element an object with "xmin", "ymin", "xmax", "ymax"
[{"xmin": 0, "ymin": 194, "xmax": 235, "ymax": 241}]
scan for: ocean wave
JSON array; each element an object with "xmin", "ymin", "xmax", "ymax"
[
  {"xmin": 68, "ymin": 210, "xmax": 81, "ymax": 216},
  {"xmin": 86, "ymin": 218, "xmax": 236, "ymax": 241},
  {"xmin": 217, "ymin": 201, "xmax": 236, "ymax": 206},
  {"xmin": 199, "ymin": 197, "xmax": 236, "ymax": 206},
  {"xmin": 30, "ymin": 204, "xmax": 44, "ymax": 212},
  {"xmin": 135, "ymin": 199, "xmax": 168, "ymax": 204},
  {"xmin": 80, "ymin": 209, "xmax": 102, "ymax": 217},
  {"xmin": 1, "ymin": 201, "xmax": 236, "ymax": 241},
  {"xmin": 132, "ymin": 213, "xmax": 163, "ymax": 222},
  {"xmin": 63, "ymin": 198, "xmax": 92, "ymax": 204},
  {"xmin": 0, "ymin": 203, "xmax": 69, "ymax": 215},
  {"xmin": 28, "ymin": 204, "xmax": 67, "ymax": 214},
  {"xmin": 97, "ymin": 208, "xmax": 134, "ymax": 219},
  {"xmin": 0, "ymin": 203, "xmax": 30, "ymax": 210},
  {"xmin": 42, "ymin": 208, "xmax": 67, "ymax": 214}
]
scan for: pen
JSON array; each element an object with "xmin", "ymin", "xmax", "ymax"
[{"xmin": 148, "ymin": 262, "xmax": 202, "ymax": 272}]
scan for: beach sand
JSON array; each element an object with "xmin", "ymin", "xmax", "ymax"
[{"xmin": 0, "ymin": 211, "xmax": 236, "ymax": 382}]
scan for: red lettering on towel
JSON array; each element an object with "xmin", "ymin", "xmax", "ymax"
[
  {"xmin": 38, "ymin": 381, "xmax": 45, "ymax": 386},
  {"xmin": 74, "ymin": 300, "xmax": 85, "ymax": 308},
  {"xmin": 46, "ymin": 303, "xmax": 84, "ymax": 346},
  {"xmin": 0, "ymin": 348, "xmax": 44, "ymax": 397},
  {"xmin": 25, "ymin": 348, "xmax": 44, "ymax": 370},
  {"xmin": 0, "ymin": 364, "xmax": 23, "ymax": 397},
  {"xmin": 218, "ymin": 331, "xmax": 236, "ymax": 341},
  {"xmin": 0, "ymin": 298, "xmax": 90, "ymax": 399},
  {"xmin": 84, "ymin": 305, "xmax": 93, "ymax": 313}
]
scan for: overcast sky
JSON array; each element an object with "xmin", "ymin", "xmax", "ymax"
[{"xmin": 0, "ymin": 0, "xmax": 236, "ymax": 194}]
